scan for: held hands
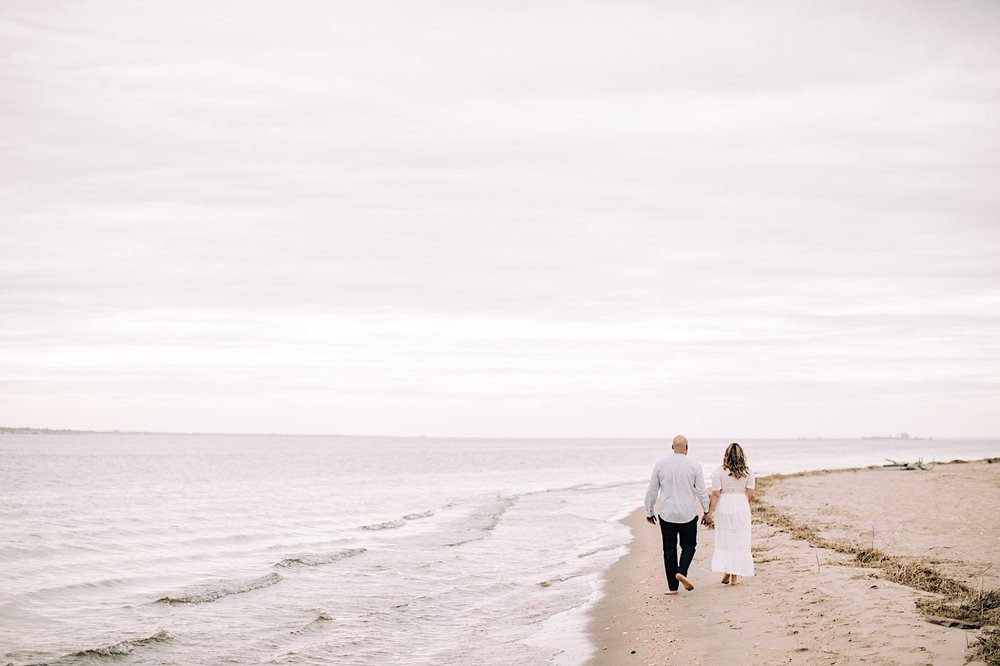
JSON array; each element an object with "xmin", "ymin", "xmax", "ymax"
[
  {"xmin": 646, "ymin": 515, "xmax": 657, "ymax": 525},
  {"xmin": 701, "ymin": 512, "xmax": 715, "ymax": 527}
]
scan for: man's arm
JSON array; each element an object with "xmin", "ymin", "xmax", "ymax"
[
  {"xmin": 693, "ymin": 463, "xmax": 710, "ymax": 514},
  {"xmin": 644, "ymin": 464, "xmax": 660, "ymax": 524}
]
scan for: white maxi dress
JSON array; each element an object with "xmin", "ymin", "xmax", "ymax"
[{"xmin": 710, "ymin": 466, "xmax": 755, "ymax": 577}]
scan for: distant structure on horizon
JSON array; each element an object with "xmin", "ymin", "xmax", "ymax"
[{"xmin": 862, "ymin": 431, "xmax": 931, "ymax": 440}]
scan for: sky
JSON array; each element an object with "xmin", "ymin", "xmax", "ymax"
[{"xmin": 2, "ymin": 0, "xmax": 999, "ymax": 438}]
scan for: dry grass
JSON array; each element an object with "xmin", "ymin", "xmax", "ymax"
[
  {"xmin": 973, "ymin": 628, "xmax": 1000, "ymax": 665},
  {"xmin": 917, "ymin": 589, "xmax": 1000, "ymax": 628},
  {"xmin": 755, "ymin": 471, "xmax": 972, "ymax": 593},
  {"xmin": 850, "ymin": 547, "xmax": 970, "ymax": 596},
  {"xmin": 756, "ymin": 468, "xmax": 999, "ymax": 665}
]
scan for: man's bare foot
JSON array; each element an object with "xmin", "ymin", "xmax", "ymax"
[
  {"xmin": 721, "ymin": 574, "xmax": 731, "ymax": 584},
  {"xmin": 664, "ymin": 590, "xmax": 679, "ymax": 596},
  {"xmin": 675, "ymin": 573, "xmax": 694, "ymax": 591}
]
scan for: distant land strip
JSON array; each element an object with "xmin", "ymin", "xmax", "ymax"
[{"xmin": 0, "ymin": 426, "xmax": 351, "ymax": 437}]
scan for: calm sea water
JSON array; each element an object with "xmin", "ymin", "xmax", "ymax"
[{"xmin": 2, "ymin": 434, "xmax": 997, "ymax": 665}]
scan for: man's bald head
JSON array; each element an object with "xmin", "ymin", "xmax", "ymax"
[{"xmin": 672, "ymin": 435, "xmax": 689, "ymax": 453}]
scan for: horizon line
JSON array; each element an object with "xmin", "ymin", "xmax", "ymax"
[{"xmin": 1, "ymin": 426, "xmax": 990, "ymax": 440}]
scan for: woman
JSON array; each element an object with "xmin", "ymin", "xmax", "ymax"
[{"xmin": 706, "ymin": 442, "xmax": 755, "ymax": 585}]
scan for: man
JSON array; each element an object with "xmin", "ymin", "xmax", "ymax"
[{"xmin": 644, "ymin": 434, "xmax": 710, "ymax": 595}]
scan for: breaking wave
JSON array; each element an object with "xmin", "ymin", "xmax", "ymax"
[
  {"xmin": 537, "ymin": 572, "xmax": 587, "ymax": 588},
  {"xmin": 403, "ymin": 509, "xmax": 434, "ymax": 520},
  {"xmin": 274, "ymin": 547, "xmax": 366, "ymax": 568},
  {"xmin": 577, "ymin": 544, "xmax": 624, "ymax": 558},
  {"xmin": 362, "ymin": 519, "xmax": 406, "ymax": 531},
  {"xmin": 69, "ymin": 629, "xmax": 171, "ymax": 658},
  {"xmin": 291, "ymin": 612, "xmax": 334, "ymax": 635},
  {"xmin": 447, "ymin": 495, "xmax": 516, "ymax": 546},
  {"xmin": 155, "ymin": 572, "xmax": 282, "ymax": 604},
  {"xmin": 360, "ymin": 509, "xmax": 432, "ymax": 531}
]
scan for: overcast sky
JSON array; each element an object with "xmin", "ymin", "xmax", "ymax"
[{"xmin": 2, "ymin": 0, "xmax": 999, "ymax": 438}]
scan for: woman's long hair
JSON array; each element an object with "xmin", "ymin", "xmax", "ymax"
[{"xmin": 722, "ymin": 442, "xmax": 749, "ymax": 480}]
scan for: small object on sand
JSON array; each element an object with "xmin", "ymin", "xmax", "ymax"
[{"xmin": 883, "ymin": 458, "xmax": 933, "ymax": 471}]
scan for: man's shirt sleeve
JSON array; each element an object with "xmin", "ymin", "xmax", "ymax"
[{"xmin": 644, "ymin": 463, "xmax": 660, "ymax": 517}]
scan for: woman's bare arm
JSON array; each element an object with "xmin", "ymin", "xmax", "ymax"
[{"xmin": 707, "ymin": 490, "xmax": 720, "ymax": 520}]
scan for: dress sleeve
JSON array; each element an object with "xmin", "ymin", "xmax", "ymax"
[
  {"xmin": 746, "ymin": 468, "xmax": 755, "ymax": 489},
  {"xmin": 711, "ymin": 466, "xmax": 722, "ymax": 491}
]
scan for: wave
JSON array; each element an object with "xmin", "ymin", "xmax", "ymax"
[
  {"xmin": 522, "ymin": 480, "xmax": 642, "ymax": 497},
  {"xmin": 290, "ymin": 612, "xmax": 334, "ymax": 635},
  {"xmin": 69, "ymin": 629, "xmax": 171, "ymax": 658},
  {"xmin": 155, "ymin": 572, "xmax": 282, "ymax": 604},
  {"xmin": 21, "ymin": 576, "xmax": 136, "ymax": 600},
  {"xmin": 480, "ymin": 496, "xmax": 515, "ymax": 532},
  {"xmin": 441, "ymin": 484, "xmax": 632, "ymax": 548},
  {"xmin": 537, "ymin": 572, "xmax": 587, "ymax": 588},
  {"xmin": 447, "ymin": 495, "xmax": 516, "ymax": 546},
  {"xmin": 359, "ymin": 508, "xmax": 433, "ymax": 531},
  {"xmin": 362, "ymin": 519, "xmax": 406, "ymax": 531},
  {"xmin": 403, "ymin": 509, "xmax": 434, "ymax": 520},
  {"xmin": 577, "ymin": 544, "xmax": 625, "ymax": 558},
  {"xmin": 274, "ymin": 547, "xmax": 366, "ymax": 568}
]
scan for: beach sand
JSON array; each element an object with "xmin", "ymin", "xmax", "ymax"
[{"xmin": 587, "ymin": 460, "xmax": 999, "ymax": 665}]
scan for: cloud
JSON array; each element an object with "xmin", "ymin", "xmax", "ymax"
[{"xmin": 1, "ymin": 0, "xmax": 999, "ymax": 435}]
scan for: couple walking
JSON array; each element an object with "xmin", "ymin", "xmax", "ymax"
[{"xmin": 644, "ymin": 435, "xmax": 755, "ymax": 594}]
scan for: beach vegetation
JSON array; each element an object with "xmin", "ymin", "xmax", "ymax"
[
  {"xmin": 851, "ymin": 547, "xmax": 969, "ymax": 595},
  {"xmin": 972, "ymin": 628, "xmax": 1000, "ymax": 665},
  {"xmin": 755, "ymin": 467, "xmax": 1000, "ymax": 665},
  {"xmin": 917, "ymin": 589, "xmax": 1000, "ymax": 629}
]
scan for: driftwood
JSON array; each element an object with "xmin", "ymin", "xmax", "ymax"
[
  {"xmin": 883, "ymin": 457, "xmax": 935, "ymax": 471},
  {"xmin": 924, "ymin": 615, "xmax": 981, "ymax": 630}
]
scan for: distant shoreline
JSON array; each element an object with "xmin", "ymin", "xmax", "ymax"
[
  {"xmin": 0, "ymin": 426, "xmax": 372, "ymax": 437},
  {"xmin": 1, "ymin": 427, "xmax": 994, "ymax": 440},
  {"xmin": 0, "ymin": 427, "xmax": 353, "ymax": 437}
]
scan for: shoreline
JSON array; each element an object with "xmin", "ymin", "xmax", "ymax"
[{"xmin": 585, "ymin": 460, "xmax": 1000, "ymax": 665}]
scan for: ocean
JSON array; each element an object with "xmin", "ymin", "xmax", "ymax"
[{"xmin": 2, "ymin": 434, "xmax": 997, "ymax": 665}]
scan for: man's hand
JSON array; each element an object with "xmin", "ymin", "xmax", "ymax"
[
  {"xmin": 646, "ymin": 515, "xmax": 657, "ymax": 525},
  {"xmin": 700, "ymin": 513, "xmax": 714, "ymax": 527}
]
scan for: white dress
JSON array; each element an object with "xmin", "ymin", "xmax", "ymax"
[{"xmin": 710, "ymin": 466, "xmax": 755, "ymax": 577}]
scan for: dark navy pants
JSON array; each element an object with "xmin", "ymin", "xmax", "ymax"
[{"xmin": 659, "ymin": 515, "xmax": 698, "ymax": 591}]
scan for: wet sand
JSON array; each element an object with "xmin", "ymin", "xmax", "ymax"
[{"xmin": 587, "ymin": 460, "xmax": 1000, "ymax": 665}]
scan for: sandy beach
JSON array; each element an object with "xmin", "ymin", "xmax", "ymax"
[{"xmin": 587, "ymin": 459, "xmax": 1000, "ymax": 665}]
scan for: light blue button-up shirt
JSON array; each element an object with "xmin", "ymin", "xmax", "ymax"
[{"xmin": 644, "ymin": 453, "xmax": 710, "ymax": 523}]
